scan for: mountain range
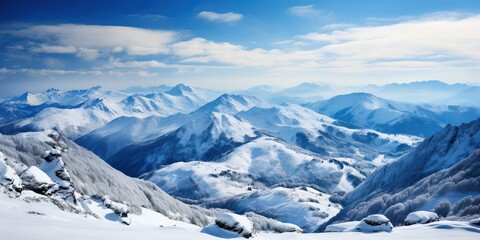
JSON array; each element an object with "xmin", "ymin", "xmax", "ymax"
[{"xmin": 0, "ymin": 81, "xmax": 479, "ymax": 235}]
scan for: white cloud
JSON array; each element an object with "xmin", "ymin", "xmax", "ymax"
[
  {"xmin": 170, "ymin": 14, "xmax": 480, "ymax": 72},
  {"xmin": 15, "ymin": 24, "xmax": 178, "ymax": 56},
  {"xmin": 198, "ymin": 11, "xmax": 243, "ymax": 23},
  {"xmin": 171, "ymin": 37, "xmax": 321, "ymax": 67},
  {"xmin": 298, "ymin": 15, "xmax": 480, "ymax": 63},
  {"xmin": 31, "ymin": 45, "xmax": 77, "ymax": 54},
  {"xmin": 102, "ymin": 58, "xmax": 234, "ymax": 71},
  {"xmin": 76, "ymin": 48, "xmax": 99, "ymax": 60},
  {"xmin": 288, "ymin": 5, "xmax": 326, "ymax": 18}
]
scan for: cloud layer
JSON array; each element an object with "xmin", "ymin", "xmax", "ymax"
[
  {"xmin": 1, "ymin": 11, "xmax": 480, "ymax": 90},
  {"xmin": 15, "ymin": 24, "xmax": 178, "ymax": 57}
]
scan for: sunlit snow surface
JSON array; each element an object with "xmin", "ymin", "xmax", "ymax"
[{"xmin": 1, "ymin": 189, "xmax": 479, "ymax": 240}]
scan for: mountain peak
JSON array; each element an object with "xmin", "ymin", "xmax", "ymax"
[
  {"xmin": 196, "ymin": 94, "xmax": 270, "ymax": 115},
  {"xmin": 45, "ymin": 88, "xmax": 61, "ymax": 94},
  {"xmin": 166, "ymin": 84, "xmax": 193, "ymax": 96}
]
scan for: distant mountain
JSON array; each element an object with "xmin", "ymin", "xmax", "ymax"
[
  {"xmin": 267, "ymin": 82, "xmax": 329, "ymax": 104},
  {"xmin": 361, "ymin": 80, "xmax": 478, "ymax": 106},
  {"xmin": 0, "ymin": 84, "xmax": 214, "ymax": 139},
  {"xmin": 322, "ymin": 117, "xmax": 480, "ymax": 229},
  {"xmin": 233, "ymin": 85, "xmax": 281, "ymax": 98},
  {"xmin": 121, "ymin": 84, "xmax": 172, "ymax": 94},
  {"xmin": 304, "ymin": 92, "xmax": 480, "ymax": 137},
  {"xmin": 446, "ymin": 86, "xmax": 480, "ymax": 107}
]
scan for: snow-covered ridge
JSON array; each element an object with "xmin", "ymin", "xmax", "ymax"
[
  {"xmin": 0, "ymin": 84, "xmax": 217, "ymax": 139},
  {"xmin": 304, "ymin": 92, "xmax": 480, "ymax": 137}
]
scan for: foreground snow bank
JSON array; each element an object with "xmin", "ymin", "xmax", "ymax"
[
  {"xmin": 214, "ymin": 212, "xmax": 254, "ymax": 238},
  {"xmin": 404, "ymin": 211, "xmax": 439, "ymax": 226},
  {"xmin": 325, "ymin": 214, "xmax": 393, "ymax": 233},
  {"xmin": 1, "ymin": 188, "xmax": 480, "ymax": 240}
]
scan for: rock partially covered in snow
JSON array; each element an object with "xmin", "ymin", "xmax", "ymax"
[
  {"xmin": 358, "ymin": 214, "xmax": 393, "ymax": 232},
  {"xmin": 0, "ymin": 152, "xmax": 22, "ymax": 192},
  {"xmin": 326, "ymin": 214, "xmax": 393, "ymax": 233},
  {"xmin": 41, "ymin": 149, "xmax": 75, "ymax": 201},
  {"xmin": 20, "ymin": 166, "xmax": 55, "ymax": 195},
  {"xmin": 41, "ymin": 150, "xmax": 72, "ymax": 188},
  {"xmin": 404, "ymin": 211, "xmax": 439, "ymax": 226},
  {"xmin": 102, "ymin": 195, "xmax": 131, "ymax": 225},
  {"xmin": 325, "ymin": 221, "xmax": 360, "ymax": 232},
  {"xmin": 215, "ymin": 213, "xmax": 254, "ymax": 238}
]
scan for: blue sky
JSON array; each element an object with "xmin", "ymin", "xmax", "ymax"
[{"xmin": 1, "ymin": 0, "xmax": 480, "ymax": 96}]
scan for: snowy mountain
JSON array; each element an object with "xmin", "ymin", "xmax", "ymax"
[
  {"xmin": 267, "ymin": 82, "xmax": 330, "ymax": 104},
  {"xmin": 304, "ymin": 92, "xmax": 480, "ymax": 137},
  {"xmin": 322, "ymin": 117, "xmax": 480, "ymax": 229},
  {"xmin": 233, "ymin": 85, "xmax": 281, "ymax": 98},
  {"xmin": 101, "ymin": 94, "xmax": 271, "ymax": 177},
  {"xmin": 0, "ymin": 84, "xmax": 214, "ymax": 139},
  {"xmin": 87, "ymin": 101, "xmax": 419, "ymax": 231}
]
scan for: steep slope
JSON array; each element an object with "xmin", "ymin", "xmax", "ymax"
[
  {"xmin": 305, "ymin": 92, "xmax": 480, "ymax": 137},
  {"xmin": 0, "ymin": 130, "xmax": 218, "ymax": 226},
  {"xmin": 323, "ymin": 118, "xmax": 480, "ymax": 228},
  {"xmin": 76, "ymin": 114, "xmax": 189, "ymax": 159}
]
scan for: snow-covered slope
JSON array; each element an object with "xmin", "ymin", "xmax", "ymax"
[
  {"xmin": 238, "ymin": 104, "xmax": 419, "ymax": 162},
  {"xmin": 97, "ymin": 94, "xmax": 271, "ymax": 176},
  {"xmin": 304, "ymin": 92, "xmax": 480, "ymax": 137},
  {"xmin": 0, "ymin": 188, "xmax": 479, "ymax": 240},
  {"xmin": 142, "ymin": 133, "xmax": 408, "ymax": 231},
  {"xmin": 322, "ymin": 118, "xmax": 480, "ymax": 228},
  {"xmin": 121, "ymin": 84, "xmax": 210, "ymax": 116},
  {"xmin": 0, "ymin": 130, "xmax": 218, "ymax": 225},
  {"xmin": 145, "ymin": 136, "xmax": 368, "ymax": 198},
  {"xmin": 203, "ymin": 187, "xmax": 341, "ymax": 232},
  {"xmin": 76, "ymin": 114, "xmax": 189, "ymax": 160}
]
